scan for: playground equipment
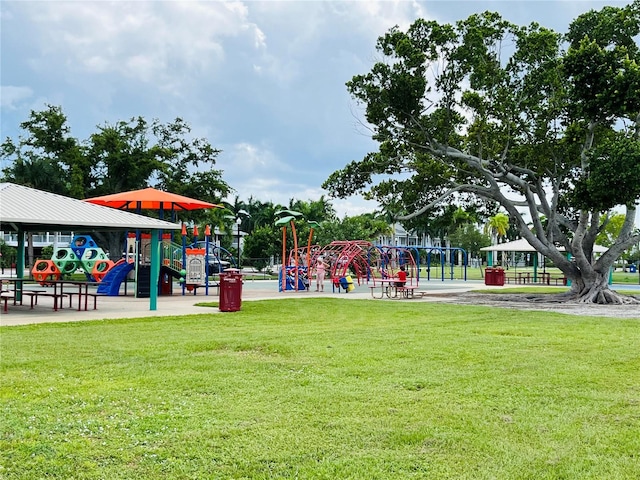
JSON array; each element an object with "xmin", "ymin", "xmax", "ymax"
[
  {"xmin": 96, "ymin": 224, "xmax": 234, "ymax": 298},
  {"xmin": 32, "ymin": 260, "xmax": 61, "ymax": 284},
  {"xmin": 191, "ymin": 240, "xmax": 234, "ymax": 274},
  {"xmin": 183, "ymin": 247, "xmax": 206, "ymax": 290},
  {"xmin": 414, "ymin": 246, "xmax": 468, "ymax": 281},
  {"xmin": 276, "ymin": 211, "xmax": 324, "ymax": 293},
  {"xmin": 283, "ymin": 240, "xmax": 412, "ymax": 292},
  {"xmin": 368, "ymin": 245, "xmax": 419, "ymax": 286},
  {"xmin": 96, "ymin": 259, "xmax": 135, "ymax": 295},
  {"xmin": 279, "ymin": 265, "xmax": 309, "ymax": 291},
  {"xmin": 285, "ymin": 240, "xmax": 374, "ymax": 293},
  {"xmin": 86, "ymin": 188, "xmax": 224, "ymax": 297},
  {"xmin": 304, "ymin": 220, "xmax": 321, "ymax": 273},
  {"xmin": 28, "ymin": 222, "xmax": 228, "ymax": 300},
  {"xmin": 281, "ymin": 239, "xmax": 467, "ymax": 292},
  {"xmin": 32, "ymin": 234, "xmax": 113, "ymax": 285},
  {"xmin": 275, "ymin": 210, "xmax": 304, "ymax": 292},
  {"xmin": 320, "ymin": 240, "xmax": 374, "ymax": 288},
  {"xmin": 180, "ymin": 224, "xmax": 235, "ymax": 295}
]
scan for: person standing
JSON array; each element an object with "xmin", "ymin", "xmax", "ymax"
[{"xmin": 315, "ymin": 256, "xmax": 328, "ymax": 292}]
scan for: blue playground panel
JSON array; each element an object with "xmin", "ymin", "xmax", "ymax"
[{"xmin": 278, "ymin": 266, "xmax": 309, "ymax": 291}]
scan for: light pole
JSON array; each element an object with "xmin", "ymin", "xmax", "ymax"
[
  {"xmin": 236, "ymin": 216, "xmax": 242, "ymax": 270},
  {"xmin": 225, "ymin": 209, "xmax": 249, "ymax": 270}
]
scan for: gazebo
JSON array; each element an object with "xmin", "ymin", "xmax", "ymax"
[
  {"xmin": 0, "ymin": 183, "xmax": 181, "ymax": 311},
  {"xmin": 481, "ymin": 238, "xmax": 607, "ymax": 283}
]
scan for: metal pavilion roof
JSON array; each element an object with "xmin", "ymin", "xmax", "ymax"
[
  {"xmin": 480, "ymin": 238, "xmax": 607, "ymax": 253},
  {"xmin": 0, "ymin": 183, "xmax": 181, "ymax": 232}
]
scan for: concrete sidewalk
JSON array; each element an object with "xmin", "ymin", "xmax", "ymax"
[{"xmin": 0, "ymin": 279, "xmax": 487, "ymax": 327}]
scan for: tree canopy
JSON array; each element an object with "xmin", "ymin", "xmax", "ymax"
[
  {"xmin": 2, "ymin": 105, "xmax": 230, "ymax": 208},
  {"xmin": 1, "ymin": 105, "xmax": 231, "ymax": 257},
  {"xmin": 323, "ymin": 2, "xmax": 640, "ymax": 303}
]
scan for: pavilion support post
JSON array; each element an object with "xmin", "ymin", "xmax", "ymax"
[
  {"xmin": 150, "ymin": 230, "xmax": 160, "ymax": 310},
  {"xmin": 16, "ymin": 229, "xmax": 25, "ymax": 302}
]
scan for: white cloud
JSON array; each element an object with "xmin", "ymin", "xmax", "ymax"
[
  {"xmin": 15, "ymin": 1, "xmax": 265, "ymax": 95},
  {"xmin": 217, "ymin": 140, "xmax": 374, "ymax": 217},
  {"xmin": 333, "ymin": 195, "xmax": 379, "ymax": 219},
  {"xmin": 221, "ymin": 142, "xmax": 288, "ymax": 173},
  {"xmin": 5, "ymin": 0, "xmax": 624, "ymax": 225},
  {"xmin": 217, "ymin": 141, "xmax": 290, "ymax": 201},
  {"xmin": 0, "ymin": 86, "xmax": 33, "ymax": 110}
]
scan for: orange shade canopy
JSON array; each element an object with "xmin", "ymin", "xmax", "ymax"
[{"xmin": 85, "ymin": 188, "xmax": 222, "ymax": 211}]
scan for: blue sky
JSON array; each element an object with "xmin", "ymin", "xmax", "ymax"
[{"xmin": 0, "ymin": 0, "xmax": 630, "ymax": 219}]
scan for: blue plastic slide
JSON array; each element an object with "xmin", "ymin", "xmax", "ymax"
[{"xmin": 97, "ymin": 261, "xmax": 135, "ymax": 296}]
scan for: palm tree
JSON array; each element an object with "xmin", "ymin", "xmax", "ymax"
[
  {"xmin": 485, "ymin": 213, "xmax": 510, "ymax": 266},
  {"xmin": 485, "ymin": 213, "xmax": 509, "ymax": 242}
]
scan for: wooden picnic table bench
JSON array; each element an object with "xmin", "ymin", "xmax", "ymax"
[
  {"xmin": 1, "ymin": 292, "xmax": 14, "ymax": 313},
  {"xmin": 368, "ymin": 279, "xmax": 396, "ymax": 298},
  {"xmin": 394, "ymin": 285, "xmax": 428, "ymax": 299},
  {"xmin": 185, "ymin": 282, "xmax": 219, "ymax": 295},
  {"xmin": 20, "ymin": 289, "xmax": 46, "ymax": 308},
  {"xmin": 28, "ymin": 291, "xmax": 68, "ymax": 311},
  {"xmin": 3, "ymin": 289, "xmax": 68, "ymax": 311},
  {"xmin": 369, "ymin": 282, "xmax": 427, "ymax": 299},
  {"xmin": 66, "ymin": 291, "xmax": 108, "ymax": 310}
]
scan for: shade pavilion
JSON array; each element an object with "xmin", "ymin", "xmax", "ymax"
[
  {"xmin": 85, "ymin": 187, "xmax": 224, "ymax": 296},
  {"xmin": 84, "ymin": 187, "xmax": 222, "ymax": 220},
  {"xmin": 0, "ymin": 183, "xmax": 181, "ymax": 311},
  {"xmin": 481, "ymin": 238, "xmax": 607, "ymax": 281}
]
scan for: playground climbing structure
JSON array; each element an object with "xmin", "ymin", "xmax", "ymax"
[{"xmin": 32, "ymin": 234, "xmax": 114, "ymax": 284}]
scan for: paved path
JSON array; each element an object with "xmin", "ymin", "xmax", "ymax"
[
  {"xmin": 5, "ymin": 279, "xmax": 637, "ymax": 326},
  {"xmin": 0, "ymin": 279, "xmax": 488, "ymax": 326}
]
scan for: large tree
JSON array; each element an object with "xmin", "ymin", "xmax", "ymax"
[
  {"xmin": 0, "ymin": 105, "xmax": 83, "ymax": 269},
  {"xmin": 324, "ymin": 3, "xmax": 640, "ymax": 304},
  {"xmin": 2, "ymin": 107, "xmax": 230, "ymax": 259},
  {"xmin": 1, "ymin": 105, "xmax": 83, "ymax": 197}
]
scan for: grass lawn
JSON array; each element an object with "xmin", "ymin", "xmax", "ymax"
[{"xmin": 2, "ymin": 299, "xmax": 639, "ymax": 479}]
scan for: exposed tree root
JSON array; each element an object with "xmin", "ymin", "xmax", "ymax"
[
  {"xmin": 451, "ymin": 291, "xmax": 640, "ymax": 317},
  {"xmin": 573, "ymin": 287, "xmax": 640, "ymax": 305},
  {"xmin": 462, "ymin": 290, "xmax": 640, "ymax": 306}
]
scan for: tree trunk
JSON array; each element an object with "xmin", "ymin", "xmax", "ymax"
[
  {"xmin": 566, "ymin": 271, "xmax": 638, "ymax": 304},
  {"xmin": 92, "ymin": 232, "xmax": 126, "ymax": 263}
]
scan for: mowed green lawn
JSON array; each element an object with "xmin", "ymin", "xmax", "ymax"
[{"xmin": 2, "ymin": 299, "xmax": 639, "ymax": 479}]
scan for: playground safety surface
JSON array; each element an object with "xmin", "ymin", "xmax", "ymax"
[{"xmin": 2, "ymin": 279, "xmax": 637, "ymax": 326}]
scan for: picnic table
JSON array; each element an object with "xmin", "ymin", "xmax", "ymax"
[
  {"xmin": 1, "ymin": 278, "xmax": 67, "ymax": 312},
  {"xmin": 47, "ymin": 280, "xmax": 102, "ymax": 311},
  {"xmin": 369, "ymin": 279, "xmax": 426, "ymax": 299}
]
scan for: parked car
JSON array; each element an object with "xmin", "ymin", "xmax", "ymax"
[{"xmin": 207, "ymin": 260, "xmax": 231, "ymax": 275}]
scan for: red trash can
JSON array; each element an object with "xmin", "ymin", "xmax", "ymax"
[
  {"xmin": 219, "ymin": 269, "xmax": 243, "ymax": 312},
  {"xmin": 160, "ymin": 272, "xmax": 173, "ymax": 295},
  {"xmin": 485, "ymin": 267, "xmax": 495, "ymax": 285},
  {"xmin": 494, "ymin": 268, "xmax": 505, "ymax": 286}
]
